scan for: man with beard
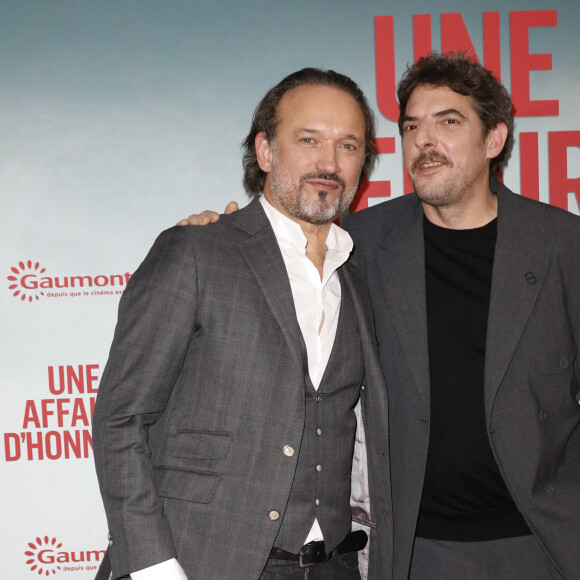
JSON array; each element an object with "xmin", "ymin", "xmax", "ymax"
[
  {"xmin": 92, "ymin": 68, "xmax": 392, "ymax": 580},
  {"xmin": 189, "ymin": 54, "xmax": 580, "ymax": 579},
  {"xmin": 344, "ymin": 53, "xmax": 580, "ymax": 579}
]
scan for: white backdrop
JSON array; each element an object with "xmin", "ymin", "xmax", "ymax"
[{"xmin": 2, "ymin": 1, "xmax": 579, "ymax": 577}]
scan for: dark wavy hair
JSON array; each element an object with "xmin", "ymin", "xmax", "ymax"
[
  {"xmin": 397, "ymin": 52, "xmax": 514, "ymax": 176},
  {"xmin": 242, "ymin": 68, "xmax": 376, "ymax": 194}
]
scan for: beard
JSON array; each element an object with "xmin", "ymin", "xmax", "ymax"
[
  {"xmin": 407, "ymin": 150, "xmax": 456, "ymax": 206},
  {"xmin": 268, "ymin": 156, "xmax": 358, "ymax": 225},
  {"xmin": 407, "ymin": 148, "xmax": 490, "ymax": 210}
]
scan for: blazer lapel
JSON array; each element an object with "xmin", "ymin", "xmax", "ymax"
[
  {"xmin": 234, "ymin": 198, "xmax": 306, "ymax": 369},
  {"xmin": 339, "ymin": 262, "xmax": 387, "ymax": 400},
  {"xmin": 340, "ymin": 261, "xmax": 393, "ymax": 568},
  {"xmin": 484, "ymin": 184, "xmax": 551, "ymax": 418},
  {"xmin": 377, "ymin": 196, "xmax": 430, "ymax": 409}
]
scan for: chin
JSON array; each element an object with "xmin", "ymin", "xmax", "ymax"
[{"xmin": 415, "ymin": 186, "xmax": 451, "ymax": 206}]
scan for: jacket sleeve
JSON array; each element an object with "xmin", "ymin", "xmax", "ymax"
[{"xmin": 92, "ymin": 226, "xmax": 198, "ymax": 579}]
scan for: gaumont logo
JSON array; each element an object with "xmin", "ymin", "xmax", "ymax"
[
  {"xmin": 7, "ymin": 260, "xmax": 131, "ymax": 302},
  {"xmin": 25, "ymin": 536, "xmax": 104, "ymax": 575}
]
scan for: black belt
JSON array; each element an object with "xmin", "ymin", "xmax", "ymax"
[{"xmin": 269, "ymin": 530, "xmax": 368, "ymax": 568}]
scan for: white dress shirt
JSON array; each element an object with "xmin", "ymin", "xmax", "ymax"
[
  {"xmin": 130, "ymin": 558, "xmax": 187, "ymax": 580},
  {"xmin": 129, "ymin": 196, "xmax": 353, "ymax": 579},
  {"xmin": 260, "ymin": 195, "xmax": 353, "ymax": 543}
]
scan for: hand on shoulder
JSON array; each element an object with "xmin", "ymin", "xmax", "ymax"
[{"xmin": 176, "ymin": 201, "xmax": 239, "ymax": 226}]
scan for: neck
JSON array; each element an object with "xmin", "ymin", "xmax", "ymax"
[
  {"xmin": 422, "ymin": 186, "xmax": 498, "ymax": 230},
  {"xmin": 263, "ymin": 190, "xmax": 332, "ymax": 278},
  {"xmin": 302, "ymin": 222, "xmax": 331, "ymax": 280}
]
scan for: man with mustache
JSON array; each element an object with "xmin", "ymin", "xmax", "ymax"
[
  {"xmin": 190, "ymin": 53, "xmax": 580, "ymax": 579},
  {"xmin": 346, "ymin": 53, "xmax": 580, "ymax": 579},
  {"xmin": 92, "ymin": 68, "xmax": 392, "ymax": 580}
]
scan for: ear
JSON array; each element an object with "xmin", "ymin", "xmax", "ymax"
[
  {"xmin": 486, "ymin": 123, "xmax": 508, "ymax": 160},
  {"xmin": 255, "ymin": 132, "xmax": 274, "ymax": 173}
]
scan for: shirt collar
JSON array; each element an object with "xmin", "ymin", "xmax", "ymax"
[{"xmin": 259, "ymin": 195, "xmax": 353, "ymax": 258}]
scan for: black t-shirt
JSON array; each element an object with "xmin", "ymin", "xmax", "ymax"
[{"xmin": 416, "ymin": 215, "xmax": 531, "ymax": 541}]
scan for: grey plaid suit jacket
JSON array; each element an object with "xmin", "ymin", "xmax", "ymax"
[
  {"xmin": 92, "ymin": 197, "xmax": 392, "ymax": 580},
  {"xmin": 344, "ymin": 177, "xmax": 580, "ymax": 580}
]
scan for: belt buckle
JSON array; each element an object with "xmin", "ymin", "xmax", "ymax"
[{"xmin": 299, "ymin": 541, "xmax": 326, "ymax": 568}]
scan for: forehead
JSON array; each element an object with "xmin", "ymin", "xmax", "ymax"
[
  {"xmin": 406, "ymin": 84, "xmax": 478, "ymax": 116},
  {"xmin": 276, "ymin": 84, "xmax": 366, "ymax": 136}
]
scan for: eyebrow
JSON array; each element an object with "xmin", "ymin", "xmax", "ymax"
[
  {"xmin": 433, "ymin": 108, "xmax": 467, "ymax": 119},
  {"xmin": 403, "ymin": 108, "xmax": 467, "ymax": 123},
  {"xmin": 295, "ymin": 127, "xmax": 364, "ymax": 143}
]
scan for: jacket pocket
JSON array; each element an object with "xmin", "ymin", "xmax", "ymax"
[
  {"xmin": 169, "ymin": 430, "xmax": 233, "ymax": 460},
  {"xmin": 155, "ymin": 466, "xmax": 221, "ymax": 503}
]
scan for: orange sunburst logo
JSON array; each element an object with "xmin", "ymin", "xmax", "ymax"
[
  {"xmin": 7, "ymin": 260, "xmax": 46, "ymax": 302},
  {"xmin": 24, "ymin": 536, "xmax": 62, "ymax": 575}
]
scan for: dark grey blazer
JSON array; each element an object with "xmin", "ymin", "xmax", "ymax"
[
  {"xmin": 344, "ymin": 177, "xmax": 580, "ymax": 579},
  {"xmin": 92, "ymin": 197, "xmax": 392, "ymax": 580}
]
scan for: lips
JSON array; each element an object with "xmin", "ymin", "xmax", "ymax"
[
  {"xmin": 301, "ymin": 171, "xmax": 345, "ymax": 192},
  {"xmin": 305, "ymin": 179, "xmax": 340, "ymax": 190},
  {"xmin": 413, "ymin": 154, "xmax": 450, "ymax": 172}
]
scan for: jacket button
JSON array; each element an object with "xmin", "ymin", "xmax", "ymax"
[
  {"xmin": 316, "ymin": 464, "xmax": 322, "ymax": 472},
  {"xmin": 315, "ymin": 498, "xmax": 320, "ymax": 506},
  {"xmin": 269, "ymin": 510, "xmax": 281, "ymax": 521},
  {"xmin": 539, "ymin": 410, "xmax": 547, "ymax": 422},
  {"xmin": 283, "ymin": 445, "xmax": 295, "ymax": 457},
  {"xmin": 525, "ymin": 272, "xmax": 537, "ymax": 285},
  {"xmin": 545, "ymin": 484, "xmax": 555, "ymax": 495},
  {"xmin": 559, "ymin": 358, "xmax": 569, "ymax": 369}
]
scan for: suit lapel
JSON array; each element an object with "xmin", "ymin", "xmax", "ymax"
[
  {"xmin": 484, "ymin": 184, "xmax": 551, "ymax": 418},
  {"xmin": 235, "ymin": 198, "xmax": 306, "ymax": 369},
  {"xmin": 340, "ymin": 259, "xmax": 394, "ymax": 570},
  {"xmin": 339, "ymin": 263, "xmax": 385, "ymax": 394},
  {"xmin": 376, "ymin": 196, "xmax": 430, "ymax": 409}
]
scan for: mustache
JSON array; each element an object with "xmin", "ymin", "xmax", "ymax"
[
  {"xmin": 300, "ymin": 171, "xmax": 345, "ymax": 189},
  {"xmin": 412, "ymin": 151, "xmax": 451, "ymax": 171}
]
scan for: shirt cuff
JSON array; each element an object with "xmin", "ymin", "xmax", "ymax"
[{"xmin": 130, "ymin": 558, "xmax": 187, "ymax": 580}]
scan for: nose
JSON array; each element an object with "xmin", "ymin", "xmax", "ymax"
[
  {"xmin": 315, "ymin": 142, "xmax": 340, "ymax": 173},
  {"xmin": 414, "ymin": 123, "xmax": 436, "ymax": 151}
]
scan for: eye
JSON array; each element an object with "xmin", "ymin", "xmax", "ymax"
[
  {"xmin": 444, "ymin": 118, "xmax": 458, "ymax": 125},
  {"xmin": 299, "ymin": 137, "xmax": 316, "ymax": 144},
  {"xmin": 403, "ymin": 124, "xmax": 417, "ymax": 132},
  {"xmin": 340, "ymin": 143, "xmax": 357, "ymax": 151}
]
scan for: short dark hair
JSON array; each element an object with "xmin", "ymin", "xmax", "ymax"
[
  {"xmin": 242, "ymin": 68, "xmax": 376, "ymax": 194},
  {"xmin": 397, "ymin": 52, "xmax": 514, "ymax": 176}
]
